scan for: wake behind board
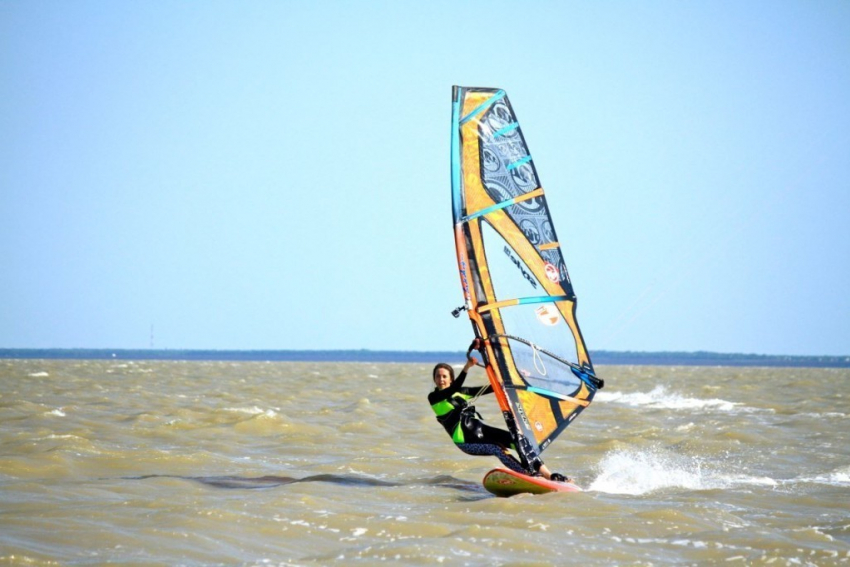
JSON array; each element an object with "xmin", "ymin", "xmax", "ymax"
[{"xmin": 483, "ymin": 468, "xmax": 582, "ymax": 497}]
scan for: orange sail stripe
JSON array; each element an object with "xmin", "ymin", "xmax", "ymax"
[
  {"xmin": 464, "ymin": 188, "xmax": 544, "ymax": 220},
  {"xmin": 476, "ymin": 299, "xmax": 520, "ymax": 313}
]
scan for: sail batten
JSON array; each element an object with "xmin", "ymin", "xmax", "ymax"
[
  {"xmin": 476, "ymin": 295, "xmax": 572, "ymax": 313},
  {"xmin": 450, "ymin": 86, "xmax": 602, "ymax": 467},
  {"xmin": 524, "ymin": 386, "xmax": 591, "ymax": 406}
]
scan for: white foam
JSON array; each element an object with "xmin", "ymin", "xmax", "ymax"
[
  {"xmin": 799, "ymin": 412, "xmax": 848, "ymax": 419},
  {"xmin": 588, "ymin": 447, "xmax": 779, "ymax": 495},
  {"xmin": 28, "ymin": 371, "xmax": 49, "ymax": 377},
  {"xmin": 224, "ymin": 406, "xmax": 279, "ymax": 418},
  {"xmin": 589, "ymin": 447, "xmax": 709, "ymax": 495},
  {"xmin": 596, "ymin": 385, "xmax": 740, "ymax": 412}
]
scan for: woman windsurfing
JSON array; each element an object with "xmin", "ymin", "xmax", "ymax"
[{"xmin": 427, "ymin": 339, "xmax": 569, "ymax": 482}]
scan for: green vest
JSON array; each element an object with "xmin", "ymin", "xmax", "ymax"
[{"xmin": 430, "ymin": 392, "xmax": 475, "ymax": 444}]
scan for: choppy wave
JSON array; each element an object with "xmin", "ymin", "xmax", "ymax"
[
  {"xmin": 2, "ymin": 360, "xmax": 848, "ymax": 566},
  {"xmin": 596, "ymin": 385, "xmax": 741, "ymax": 412},
  {"xmin": 223, "ymin": 406, "xmax": 281, "ymax": 418},
  {"xmin": 120, "ymin": 473, "xmax": 483, "ymax": 495}
]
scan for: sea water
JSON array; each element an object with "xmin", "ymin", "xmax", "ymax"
[{"xmin": 0, "ymin": 360, "xmax": 848, "ymax": 565}]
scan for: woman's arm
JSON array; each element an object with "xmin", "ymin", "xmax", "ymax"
[{"xmin": 463, "ymin": 356, "xmax": 493, "ymax": 396}]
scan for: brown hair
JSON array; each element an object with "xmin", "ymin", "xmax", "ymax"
[{"xmin": 432, "ymin": 362, "xmax": 455, "ymax": 382}]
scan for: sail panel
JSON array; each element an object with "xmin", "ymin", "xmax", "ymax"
[{"xmin": 451, "ymin": 86, "xmax": 600, "ymax": 461}]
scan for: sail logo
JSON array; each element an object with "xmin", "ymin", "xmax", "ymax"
[
  {"xmin": 515, "ymin": 402, "xmax": 530, "ymax": 428},
  {"xmin": 535, "ymin": 305, "xmax": 560, "ymax": 326},
  {"xmin": 544, "ymin": 262, "xmax": 560, "ymax": 283},
  {"xmin": 504, "ymin": 246, "xmax": 537, "ymax": 289}
]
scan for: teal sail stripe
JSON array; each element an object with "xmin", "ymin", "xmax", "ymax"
[
  {"xmin": 492, "ymin": 122, "xmax": 519, "ymax": 138},
  {"xmin": 460, "ymin": 90, "xmax": 506, "ymax": 125},
  {"xmin": 526, "ymin": 386, "xmax": 575, "ymax": 401},
  {"xmin": 507, "ymin": 155, "xmax": 533, "ymax": 171}
]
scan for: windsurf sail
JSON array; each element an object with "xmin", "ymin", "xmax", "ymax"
[{"xmin": 450, "ymin": 86, "xmax": 604, "ymax": 469}]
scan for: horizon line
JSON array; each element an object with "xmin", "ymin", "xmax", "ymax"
[{"xmin": 1, "ymin": 347, "xmax": 847, "ymax": 368}]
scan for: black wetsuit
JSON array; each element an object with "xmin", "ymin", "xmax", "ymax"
[{"xmin": 428, "ymin": 370, "xmax": 528, "ymax": 474}]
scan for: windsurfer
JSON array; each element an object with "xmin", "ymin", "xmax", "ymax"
[{"xmin": 428, "ymin": 346, "xmax": 569, "ymax": 483}]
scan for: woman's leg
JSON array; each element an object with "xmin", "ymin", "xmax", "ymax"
[
  {"xmin": 456, "ymin": 443, "xmax": 528, "ymax": 474},
  {"xmin": 470, "ymin": 423, "xmax": 568, "ymax": 481}
]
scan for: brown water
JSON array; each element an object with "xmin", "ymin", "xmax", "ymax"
[{"xmin": 1, "ymin": 360, "xmax": 848, "ymax": 565}]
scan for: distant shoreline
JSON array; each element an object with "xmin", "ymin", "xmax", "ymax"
[{"xmin": 1, "ymin": 349, "xmax": 848, "ymax": 368}]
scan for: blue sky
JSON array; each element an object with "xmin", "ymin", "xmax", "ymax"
[{"xmin": 1, "ymin": 1, "xmax": 848, "ymax": 356}]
